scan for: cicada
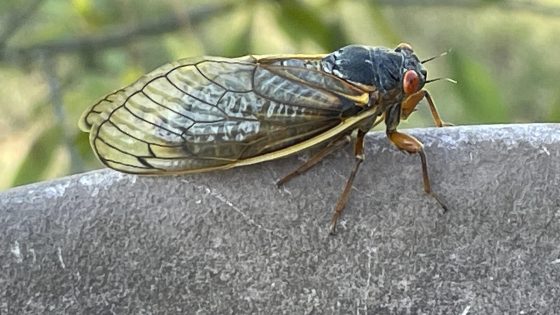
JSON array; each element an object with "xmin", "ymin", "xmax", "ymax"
[{"xmin": 79, "ymin": 43, "xmax": 450, "ymax": 234}]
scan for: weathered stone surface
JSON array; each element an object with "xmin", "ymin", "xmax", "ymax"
[{"xmin": 1, "ymin": 124, "xmax": 559, "ymax": 314}]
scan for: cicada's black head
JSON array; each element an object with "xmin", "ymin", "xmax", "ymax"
[
  {"xmin": 321, "ymin": 43, "xmax": 428, "ymax": 96},
  {"xmin": 394, "ymin": 43, "xmax": 428, "ymax": 96}
]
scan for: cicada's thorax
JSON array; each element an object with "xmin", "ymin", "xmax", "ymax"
[{"xmin": 320, "ymin": 44, "xmax": 428, "ymax": 111}]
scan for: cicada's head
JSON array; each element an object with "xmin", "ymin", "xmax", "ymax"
[{"xmin": 394, "ymin": 43, "xmax": 427, "ymax": 96}]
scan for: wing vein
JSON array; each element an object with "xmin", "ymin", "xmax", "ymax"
[
  {"xmin": 122, "ymin": 103, "xmax": 185, "ymax": 139},
  {"xmin": 163, "ymin": 74, "xmax": 231, "ymax": 118},
  {"xmin": 139, "ymin": 90, "xmax": 196, "ymax": 123}
]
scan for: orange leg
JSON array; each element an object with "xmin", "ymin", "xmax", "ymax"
[
  {"xmin": 387, "ymin": 131, "xmax": 448, "ymax": 212},
  {"xmin": 385, "ymin": 103, "xmax": 448, "ymax": 213},
  {"xmin": 400, "ymin": 90, "xmax": 425, "ymax": 120},
  {"xmin": 401, "ymin": 89, "xmax": 452, "ymax": 127}
]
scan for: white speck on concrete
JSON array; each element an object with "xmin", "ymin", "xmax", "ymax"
[
  {"xmin": 29, "ymin": 248, "xmax": 36, "ymax": 263},
  {"xmin": 11, "ymin": 241, "xmax": 23, "ymax": 263},
  {"xmin": 42, "ymin": 181, "xmax": 70, "ymax": 199},
  {"xmin": 57, "ymin": 247, "xmax": 66, "ymax": 269},
  {"xmin": 79, "ymin": 170, "xmax": 128, "ymax": 187},
  {"xmin": 281, "ymin": 186, "xmax": 292, "ymax": 196},
  {"xmin": 460, "ymin": 305, "xmax": 471, "ymax": 315},
  {"xmin": 78, "ymin": 171, "xmax": 136, "ymax": 196}
]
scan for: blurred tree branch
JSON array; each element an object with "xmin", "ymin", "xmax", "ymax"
[
  {"xmin": 0, "ymin": 3, "xmax": 234, "ymax": 63},
  {"xmin": 2, "ymin": 1, "xmax": 557, "ymax": 64},
  {"xmin": 40, "ymin": 54, "xmax": 83, "ymax": 173},
  {"xmin": 0, "ymin": 0, "xmax": 45, "ymax": 49}
]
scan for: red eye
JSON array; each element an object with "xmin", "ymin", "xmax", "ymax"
[{"xmin": 403, "ymin": 70, "xmax": 419, "ymax": 94}]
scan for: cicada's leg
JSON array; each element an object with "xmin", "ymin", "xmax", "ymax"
[
  {"xmin": 276, "ymin": 133, "xmax": 352, "ymax": 187},
  {"xmin": 385, "ymin": 104, "xmax": 448, "ymax": 212},
  {"xmin": 329, "ymin": 129, "xmax": 366, "ymax": 235},
  {"xmin": 423, "ymin": 90, "xmax": 453, "ymax": 127},
  {"xmin": 401, "ymin": 89, "xmax": 452, "ymax": 127}
]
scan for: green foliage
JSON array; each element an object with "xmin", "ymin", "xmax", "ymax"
[
  {"xmin": 274, "ymin": 0, "xmax": 347, "ymax": 50},
  {"xmin": 221, "ymin": 8, "xmax": 254, "ymax": 57},
  {"xmin": 549, "ymin": 92, "xmax": 560, "ymax": 122},
  {"xmin": 11, "ymin": 125, "xmax": 62, "ymax": 187},
  {"xmin": 449, "ymin": 52, "xmax": 509, "ymax": 124},
  {"xmin": 73, "ymin": 130, "xmax": 94, "ymax": 170},
  {"xmin": 365, "ymin": 3, "xmax": 402, "ymax": 45}
]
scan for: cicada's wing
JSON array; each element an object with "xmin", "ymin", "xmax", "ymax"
[{"xmin": 79, "ymin": 55, "xmax": 373, "ymax": 174}]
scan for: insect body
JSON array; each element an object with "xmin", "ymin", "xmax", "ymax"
[{"xmin": 79, "ymin": 43, "xmax": 450, "ymax": 234}]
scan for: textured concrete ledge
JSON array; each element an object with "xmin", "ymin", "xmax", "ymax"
[{"xmin": 1, "ymin": 123, "xmax": 560, "ymax": 314}]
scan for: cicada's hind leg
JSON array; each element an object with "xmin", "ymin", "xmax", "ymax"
[
  {"xmin": 329, "ymin": 129, "xmax": 367, "ymax": 235},
  {"xmin": 401, "ymin": 89, "xmax": 452, "ymax": 127},
  {"xmin": 276, "ymin": 133, "xmax": 352, "ymax": 187},
  {"xmin": 385, "ymin": 103, "xmax": 448, "ymax": 212}
]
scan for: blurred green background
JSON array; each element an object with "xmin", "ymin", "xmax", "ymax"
[{"xmin": 1, "ymin": 0, "xmax": 559, "ymax": 189}]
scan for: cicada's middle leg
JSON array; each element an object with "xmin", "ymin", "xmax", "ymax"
[
  {"xmin": 275, "ymin": 129, "xmax": 368, "ymax": 235},
  {"xmin": 385, "ymin": 103, "xmax": 448, "ymax": 213},
  {"xmin": 328, "ymin": 129, "xmax": 367, "ymax": 235},
  {"xmin": 276, "ymin": 133, "xmax": 352, "ymax": 187}
]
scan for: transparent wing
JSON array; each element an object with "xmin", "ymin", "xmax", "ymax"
[{"xmin": 79, "ymin": 55, "xmax": 371, "ymax": 174}]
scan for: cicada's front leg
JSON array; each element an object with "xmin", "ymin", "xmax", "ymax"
[
  {"xmin": 385, "ymin": 103, "xmax": 448, "ymax": 212},
  {"xmin": 401, "ymin": 89, "xmax": 452, "ymax": 127}
]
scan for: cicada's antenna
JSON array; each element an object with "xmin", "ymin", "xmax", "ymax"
[
  {"xmin": 421, "ymin": 49, "xmax": 452, "ymax": 64},
  {"xmin": 422, "ymin": 48, "xmax": 456, "ymax": 84},
  {"xmin": 425, "ymin": 77, "xmax": 457, "ymax": 84}
]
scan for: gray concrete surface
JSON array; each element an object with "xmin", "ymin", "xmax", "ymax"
[{"xmin": 1, "ymin": 123, "xmax": 560, "ymax": 314}]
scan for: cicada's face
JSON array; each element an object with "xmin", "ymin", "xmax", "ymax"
[{"xmin": 394, "ymin": 43, "xmax": 428, "ymax": 96}]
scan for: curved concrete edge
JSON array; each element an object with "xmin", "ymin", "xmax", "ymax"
[{"xmin": 1, "ymin": 123, "xmax": 560, "ymax": 314}]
